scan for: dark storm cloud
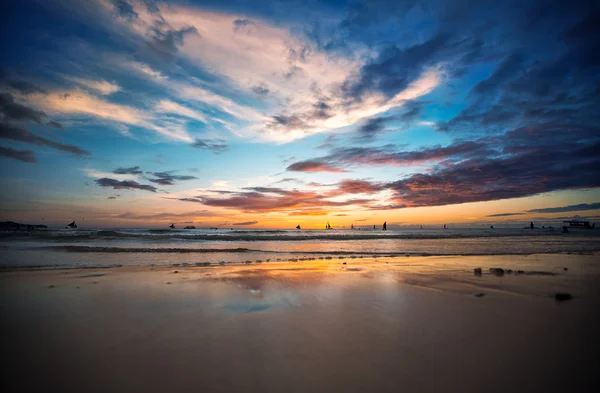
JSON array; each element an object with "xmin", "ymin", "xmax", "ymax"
[
  {"xmin": 0, "ymin": 93, "xmax": 46, "ymax": 123},
  {"xmin": 232, "ymin": 220, "xmax": 258, "ymax": 225},
  {"xmin": 0, "ymin": 145, "xmax": 37, "ymax": 163},
  {"xmin": 191, "ymin": 138, "xmax": 228, "ymax": 154},
  {"xmin": 113, "ymin": 166, "xmax": 143, "ymax": 175},
  {"xmin": 0, "ymin": 122, "xmax": 90, "ymax": 156},
  {"xmin": 95, "ymin": 178, "xmax": 157, "ymax": 192},
  {"xmin": 527, "ymin": 203, "xmax": 600, "ymax": 214},
  {"xmin": 147, "ymin": 171, "xmax": 197, "ymax": 186}
]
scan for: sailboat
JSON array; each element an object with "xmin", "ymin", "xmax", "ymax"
[
  {"xmin": 326, "ymin": 221, "xmax": 332, "ymax": 230},
  {"xmin": 350, "ymin": 223, "xmax": 355, "ymax": 230},
  {"xmin": 296, "ymin": 225, "xmax": 301, "ymax": 229},
  {"xmin": 66, "ymin": 221, "xmax": 77, "ymax": 229},
  {"xmin": 169, "ymin": 223, "xmax": 175, "ymax": 229}
]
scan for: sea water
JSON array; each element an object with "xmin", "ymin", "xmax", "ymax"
[{"xmin": 1, "ymin": 227, "xmax": 599, "ymax": 268}]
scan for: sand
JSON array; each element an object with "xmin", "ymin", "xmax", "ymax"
[{"xmin": 1, "ymin": 254, "xmax": 598, "ymax": 393}]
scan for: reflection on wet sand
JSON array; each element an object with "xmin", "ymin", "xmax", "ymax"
[{"xmin": 1, "ymin": 255, "xmax": 598, "ymax": 393}]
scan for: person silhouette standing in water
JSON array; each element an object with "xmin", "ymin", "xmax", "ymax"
[{"xmin": 383, "ymin": 222, "xmax": 387, "ymax": 231}]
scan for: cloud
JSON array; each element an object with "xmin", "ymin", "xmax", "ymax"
[
  {"xmin": 194, "ymin": 188, "xmax": 374, "ymax": 213},
  {"xmin": 232, "ymin": 220, "xmax": 258, "ymax": 225},
  {"xmin": 191, "ymin": 138, "xmax": 228, "ymax": 154},
  {"xmin": 288, "ymin": 209, "xmax": 329, "ymax": 216},
  {"xmin": 148, "ymin": 171, "xmax": 197, "ymax": 186},
  {"xmin": 101, "ymin": 3, "xmax": 443, "ymax": 143},
  {"xmin": 342, "ymin": 33, "xmax": 451, "ymax": 100},
  {"xmin": 487, "ymin": 212, "xmax": 526, "ymax": 217},
  {"xmin": 356, "ymin": 116, "xmax": 388, "ymax": 141},
  {"xmin": 64, "ymin": 76, "xmax": 120, "ymax": 95},
  {"xmin": 251, "ymin": 84, "xmax": 270, "ymax": 97},
  {"xmin": 177, "ymin": 197, "xmax": 204, "ymax": 203},
  {"xmin": 258, "ymin": 69, "xmax": 441, "ymax": 142},
  {"xmin": 106, "ymin": 196, "xmax": 117, "ymax": 199},
  {"xmin": 0, "ymin": 145, "xmax": 37, "ymax": 163},
  {"xmin": 381, "ymin": 138, "xmax": 600, "ymax": 208},
  {"xmin": 0, "ymin": 122, "xmax": 90, "ymax": 156},
  {"xmin": 336, "ymin": 179, "xmax": 387, "ymax": 194},
  {"xmin": 287, "ymin": 140, "xmax": 493, "ymax": 172},
  {"xmin": 526, "ymin": 203, "xmax": 600, "ymax": 214},
  {"xmin": 46, "ymin": 121, "xmax": 64, "ymax": 130},
  {"xmin": 111, "ymin": 210, "xmax": 219, "ymax": 220},
  {"xmin": 24, "ymin": 89, "xmax": 193, "ymax": 142},
  {"xmin": 6, "ymin": 80, "xmax": 47, "ymax": 95},
  {"xmin": 95, "ymin": 177, "xmax": 157, "ymax": 192},
  {"xmin": 110, "ymin": 0, "xmax": 138, "ymax": 20},
  {"xmin": 0, "ymin": 93, "xmax": 46, "ymax": 123},
  {"xmin": 147, "ymin": 25, "xmax": 198, "ymax": 62},
  {"xmin": 128, "ymin": 61, "xmax": 167, "ymax": 81},
  {"xmin": 113, "ymin": 166, "xmax": 143, "ymax": 175},
  {"xmin": 155, "ymin": 100, "xmax": 207, "ymax": 123},
  {"xmin": 286, "ymin": 159, "xmax": 347, "ymax": 173}
]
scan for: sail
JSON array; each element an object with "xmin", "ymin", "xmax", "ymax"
[
  {"xmin": 67, "ymin": 221, "xmax": 77, "ymax": 228},
  {"xmin": 169, "ymin": 224, "xmax": 175, "ymax": 229}
]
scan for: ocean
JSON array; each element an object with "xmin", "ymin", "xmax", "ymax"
[{"xmin": 2, "ymin": 227, "xmax": 599, "ymax": 269}]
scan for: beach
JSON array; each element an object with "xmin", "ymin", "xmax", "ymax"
[{"xmin": 1, "ymin": 253, "xmax": 598, "ymax": 393}]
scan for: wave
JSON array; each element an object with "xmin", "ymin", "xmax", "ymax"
[
  {"xmin": 35, "ymin": 245, "xmax": 600, "ymax": 257},
  {"xmin": 41, "ymin": 246, "xmax": 254, "ymax": 253},
  {"xmin": 2, "ymin": 229, "xmax": 584, "ymax": 243}
]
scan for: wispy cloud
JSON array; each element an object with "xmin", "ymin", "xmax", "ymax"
[
  {"xmin": 0, "ymin": 122, "xmax": 90, "ymax": 156},
  {"xmin": 95, "ymin": 177, "xmax": 157, "ymax": 192},
  {"xmin": 147, "ymin": 171, "xmax": 197, "ymax": 186},
  {"xmin": 526, "ymin": 203, "xmax": 600, "ymax": 214},
  {"xmin": 191, "ymin": 138, "xmax": 228, "ymax": 154},
  {"xmin": 232, "ymin": 220, "xmax": 258, "ymax": 225},
  {"xmin": 63, "ymin": 76, "xmax": 120, "ymax": 95},
  {"xmin": 0, "ymin": 145, "xmax": 37, "ymax": 163},
  {"xmin": 24, "ymin": 89, "xmax": 193, "ymax": 142}
]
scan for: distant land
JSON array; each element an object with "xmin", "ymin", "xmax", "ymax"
[{"xmin": 0, "ymin": 221, "xmax": 48, "ymax": 230}]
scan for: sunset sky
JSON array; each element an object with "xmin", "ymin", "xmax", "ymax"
[{"xmin": 1, "ymin": 0, "xmax": 599, "ymax": 228}]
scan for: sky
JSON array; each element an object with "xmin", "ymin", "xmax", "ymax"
[{"xmin": 0, "ymin": 0, "xmax": 599, "ymax": 229}]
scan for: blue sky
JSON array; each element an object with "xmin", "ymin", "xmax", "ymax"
[{"xmin": 0, "ymin": 0, "xmax": 599, "ymax": 228}]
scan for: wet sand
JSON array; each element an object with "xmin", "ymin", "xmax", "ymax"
[{"xmin": 1, "ymin": 254, "xmax": 598, "ymax": 393}]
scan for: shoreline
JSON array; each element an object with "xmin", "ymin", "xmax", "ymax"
[{"xmin": 1, "ymin": 251, "xmax": 599, "ymax": 272}]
